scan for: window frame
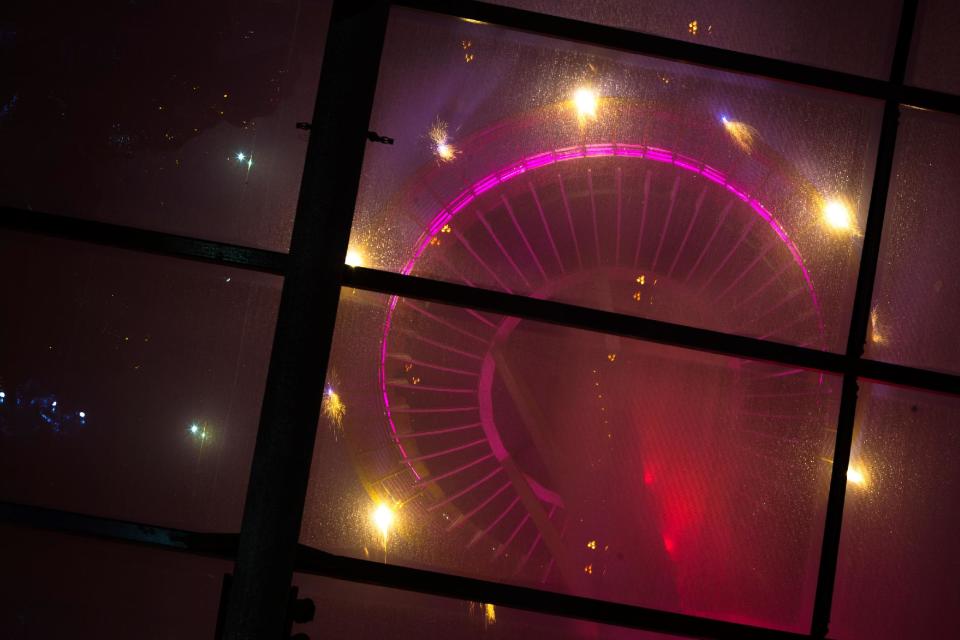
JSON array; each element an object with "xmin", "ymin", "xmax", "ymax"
[{"xmin": 3, "ymin": 0, "xmax": 958, "ymax": 638}]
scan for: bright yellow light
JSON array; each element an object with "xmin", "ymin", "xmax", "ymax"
[
  {"xmin": 344, "ymin": 248, "xmax": 364, "ymax": 268},
  {"xmin": 847, "ymin": 467, "xmax": 867, "ymax": 486},
  {"xmin": 484, "ymin": 603, "xmax": 496, "ymax": 625},
  {"xmin": 823, "ymin": 199, "xmax": 854, "ymax": 231},
  {"xmin": 372, "ymin": 503, "xmax": 395, "ymax": 540},
  {"xmin": 572, "ymin": 87, "xmax": 598, "ymax": 121}
]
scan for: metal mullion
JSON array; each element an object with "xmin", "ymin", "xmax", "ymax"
[
  {"xmin": 855, "ymin": 358, "xmax": 960, "ymax": 396},
  {"xmin": 219, "ymin": 2, "xmax": 389, "ymax": 638},
  {"xmin": 810, "ymin": 1, "xmax": 919, "ymax": 637},
  {"xmin": 346, "ymin": 265, "xmax": 845, "ymax": 371},
  {"xmin": 0, "ymin": 501, "xmax": 238, "ymax": 560},
  {"xmin": 0, "ymin": 206, "xmax": 288, "ymax": 275},
  {"xmin": 343, "ymin": 266, "xmax": 960, "ymax": 396},
  {"xmin": 397, "ymin": 0, "xmax": 960, "ymax": 117},
  {"xmin": 296, "ymin": 545, "xmax": 817, "ymax": 640},
  {"xmin": 899, "ymin": 84, "xmax": 960, "ymax": 116}
]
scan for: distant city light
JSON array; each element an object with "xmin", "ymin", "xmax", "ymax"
[
  {"xmin": 246, "ymin": 157, "xmax": 253, "ymax": 169},
  {"xmin": 236, "ymin": 152, "xmax": 246, "ymax": 162},
  {"xmin": 78, "ymin": 411, "xmax": 86, "ymax": 419},
  {"xmin": 190, "ymin": 423, "xmax": 199, "ymax": 434},
  {"xmin": 572, "ymin": 87, "xmax": 598, "ymax": 120},
  {"xmin": 344, "ymin": 248, "xmax": 364, "ymax": 268},
  {"xmin": 0, "ymin": 391, "xmax": 5, "ymax": 400},
  {"xmin": 823, "ymin": 199, "xmax": 854, "ymax": 231}
]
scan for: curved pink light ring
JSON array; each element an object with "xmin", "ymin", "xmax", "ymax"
[{"xmin": 380, "ymin": 143, "xmax": 826, "ymax": 482}]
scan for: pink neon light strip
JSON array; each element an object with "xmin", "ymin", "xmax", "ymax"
[{"xmin": 380, "ymin": 142, "xmax": 824, "ymax": 482}]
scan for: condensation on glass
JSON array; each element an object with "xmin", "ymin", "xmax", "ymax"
[
  {"xmin": 0, "ymin": 231, "xmax": 281, "ymax": 532},
  {"xmin": 348, "ymin": 9, "xmax": 882, "ymax": 352},
  {"xmin": 866, "ymin": 108, "xmax": 960, "ymax": 374},
  {"xmin": 907, "ymin": 0, "xmax": 960, "ymax": 96},
  {"xmin": 0, "ymin": 526, "xmax": 228, "ymax": 639},
  {"xmin": 301, "ymin": 289, "xmax": 842, "ymax": 631},
  {"xmin": 489, "ymin": 0, "xmax": 901, "ymax": 79},
  {"xmin": 830, "ymin": 383, "xmax": 960, "ymax": 640},
  {"xmin": 0, "ymin": 1, "xmax": 331, "ymax": 251},
  {"xmin": 294, "ymin": 572, "xmax": 680, "ymax": 639}
]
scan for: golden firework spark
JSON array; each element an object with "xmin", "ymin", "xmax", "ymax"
[
  {"xmin": 721, "ymin": 116, "xmax": 759, "ymax": 154},
  {"xmin": 469, "ymin": 602, "xmax": 497, "ymax": 627},
  {"xmin": 322, "ymin": 386, "xmax": 346, "ymax": 429},
  {"xmin": 428, "ymin": 119, "xmax": 458, "ymax": 162}
]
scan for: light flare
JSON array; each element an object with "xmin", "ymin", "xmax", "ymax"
[
  {"xmin": 869, "ymin": 309, "xmax": 886, "ymax": 344},
  {"xmin": 847, "ymin": 466, "xmax": 867, "ymax": 486},
  {"xmin": 344, "ymin": 248, "xmax": 365, "ymax": 268},
  {"xmin": 823, "ymin": 199, "xmax": 854, "ymax": 232},
  {"xmin": 372, "ymin": 502, "xmax": 395, "ymax": 541},
  {"xmin": 572, "ymin": 87, "xmax": 599, "ymax": 121}
]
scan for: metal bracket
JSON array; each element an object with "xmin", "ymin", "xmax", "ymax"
[{"xmin": 366, "ymin": 130, "xmax": 394, "ymax": 145}]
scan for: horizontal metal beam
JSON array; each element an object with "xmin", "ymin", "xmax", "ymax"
[
  {"xmin": 398, "ymin": 0, "xmax": 960, "ymax": 117},
  {"xmin": 342, "ymin": 266, "xmax": 960, "ymax": 396},
  {"xmin": 0, "ymin": 206, "xmax": 288, "ymax": 275},
  {"xmin": 0, "ymin": 501, "xmax": 239, "ymax": 559},
  {"xmin": 296, "ymin": 545, "xmax": 817, "ymax": 640}
]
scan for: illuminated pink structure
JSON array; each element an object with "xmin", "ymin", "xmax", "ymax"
[{"xmin": 364, "ymin": 131, "xmax": 835, "ymax": 627}]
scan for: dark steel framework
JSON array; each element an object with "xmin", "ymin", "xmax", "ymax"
[{"xmin": 2, "ymin": 0, "xmax": 958, "ymax": 638}]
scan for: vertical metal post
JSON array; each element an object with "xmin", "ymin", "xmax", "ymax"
[
  {"xmin": 219, "ymin": 2, "xmax": 389, "ymax": 638},
  {"xmin": 810, "ymin": 1, "xmax": 918, "ymax": 636}
]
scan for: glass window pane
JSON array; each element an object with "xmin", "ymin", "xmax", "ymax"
[
  {"xmin": 300, "ymin": 289, "xmax": 842, "ymax": 632},
  {"xmin": 0, "ymin": 1, "xmax": 332, "ymax": 251},
  {"xmin": 489, "ymin": 1, "xmax": 900, "ymax": 79},
  {"xmin": 0, "ymin": 231, "xmax": 281, "ymax": 531},
  {"xmin": 866, "ymin": 108, "xmax": 960, "ymax": 374},
  {"xmin": 0, "ymin": 526, "xmax": 228, "ymax": 640},
  {"xmin": 830, "ymin": 383, "xmax": 960, "ymax": 640},
  {"xmin": 294, "ymin": 573, "xmax": 681, "ymax": 639},
  {"xmin": 907, "ymin": 0, "xmax": 960, "ymax": 95},
  {"xmin": 349, "ymin": 9, "xmax": 882, "ymax": 352}
]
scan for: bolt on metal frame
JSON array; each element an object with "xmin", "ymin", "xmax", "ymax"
[{"xmin": 2, "ymin": 0, "xmax": 958, "ymax": 639}]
